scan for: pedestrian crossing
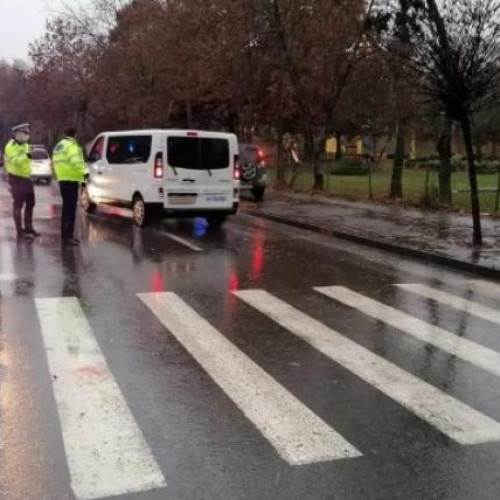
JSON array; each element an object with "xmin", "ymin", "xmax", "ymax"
[
  {"xmin": 235, "ymin": 289, "xmax": 500, "ymax": 445},
  {"xmin": 4, "ymin": 280, "xmax": 500, "ymax": 499},
  {"xmin": 138, "ymin": 292, "xmax": 361, "ymax": 465},
  {"xmin": 315, "ymin": 286, "xmax": 500, "ymax": 378}
]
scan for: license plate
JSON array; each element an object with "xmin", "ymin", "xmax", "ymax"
[
  {"xmin": 169, "ymin": 196, "xmax": 196, "ymax": 205},
  {"xmin": 205, "ymin": 195, "xmax": 227, "ymax": 202}
]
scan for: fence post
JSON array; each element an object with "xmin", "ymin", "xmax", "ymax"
[
  {"xmin": 425, "ymin": 167, "xmax": 430, "ymax": 205},
  {"xmin": 326, "ymin": 158, "xmax": 330, "ymax": 192},
  {"xmin": 368, "ymin": 158, "xmax": 373, "ymax": 200},
  {"xmin": 495, "ymin": 166, "xmax": 500, "ymax": 213}
]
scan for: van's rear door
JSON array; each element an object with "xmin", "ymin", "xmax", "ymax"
[{"xmin": 165, "ymin": 131, "xmax": 235, "ymax": 209}]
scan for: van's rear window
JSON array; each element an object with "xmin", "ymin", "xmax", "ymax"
[
  {"xmin": 106, "ymin": 136, "xmax": 152, "ymax": 164},
  {"xmin": 167, "ymin": 137, "xmax": 229, "ymax": 170}
]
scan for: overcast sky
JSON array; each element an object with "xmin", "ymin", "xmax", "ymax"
[{"xmin": 0, "ymin": 0, "xmax": 87, "ymax": 63}]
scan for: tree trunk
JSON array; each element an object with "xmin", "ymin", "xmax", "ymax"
[
  {"xmin": 312, "ymin": 154, "xmax": 323, "ymax": 190},
  {"xmin": 276, "ymin": 120, "xmax": 286, "ymax": 185},
  {"xmin": 475, "ymin": 137, "xmax": 483, "ymax": 163},
  {"xmin": 165, "ymin": 99, "xmax": 175, "ymax": 125},
  {"xmin": 461, "ymin": 114, "xmax": 482, "ymax": 246},
  {"xmin": 304, "ymin": 128, "xmax": 323, "ymax": 190},
  {"xmin": 186, "ymin": 99, "xmax": 193, "ymax": 128},
  {"xmin": 335, "ymin": 131, "xmax": 342, "ymax": 160},
  {"xmin": 390, "ymin": 119, "xmax": 406, "ymax": 198},
  {"xmin": 75, "ymin": 98, "xmax": 88, "ymax": 137},
  {"xmin": 437, "ymin": 115, "xmax": 453, "ymax": 205}
]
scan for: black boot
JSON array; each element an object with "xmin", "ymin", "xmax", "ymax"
[{"xmin": 24, "ymin": 228, "xmax": 41, "ymax": 237}]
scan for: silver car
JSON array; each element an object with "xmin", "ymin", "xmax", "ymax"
[{"xmin": 31, "ymin": 146, "xmax": 53, "ymax": 184}]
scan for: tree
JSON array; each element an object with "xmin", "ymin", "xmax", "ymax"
[
  {"xmin": 368, "ymin": 0, "xmax": 421, "ymax": 199},
  {"xmin": 28, "ymin": 16, "xmax": 103, "ymax": 143},
  {"xmin": 407, "ymin": 0, "xmax": 500, "ymax": 246},
  {"xmin": 239, "ymin": 0, "xmax": 372, "ymax": 189},
  {"xmin": 0, "ymin": 61, "xmax": 29, "ymax": 146},
  {"xmin": 389, "ymin": 0, "xmax": 413, "ymax": 199}
]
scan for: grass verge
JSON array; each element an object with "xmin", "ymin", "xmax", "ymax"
[{"xmin": 267, "ymin": 163, "xmax": 500, "ymax": 215}]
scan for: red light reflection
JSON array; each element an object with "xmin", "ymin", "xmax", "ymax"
[
  {"xmin": 223, "ymin": 264, "xmax": 239, "ymax": 327},
  {"xmin": 229, "ymin": 268, "xmax": 239, "ymax": 292},
  {"xmin": 151, "ymin": 269, "xmax": 164, "ymax": 292},
  {"xmin": 250, "ymin": 230, "xmax": 265, "ymax": 280}
]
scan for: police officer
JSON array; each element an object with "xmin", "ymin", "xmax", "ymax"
[
  {"xmin": 53, "ymin": 127, "xmax": 85, "ymax": 246},
  {"xmin": 3, "ymin": 124, "xmax": 40, "ymax": 240}
]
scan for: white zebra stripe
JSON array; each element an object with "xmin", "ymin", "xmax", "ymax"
[
  {"xmin": 138, "ymin": 292, "xmax": 361, "ymax": 465},
  {"xmin": 235, "ymin": 289, "xmax": 500, "ymax": 445},
  {"xmin": 316, "ymin": 286, "xmax": 500, "ymax": 378},
  {"xmin": 35, "ymin": 297, "xmax": 167, "ymax": 500},
  {"xmin": 466, "ymin": 280, "xmax": 500, "ymax": 299},
  {"xmin": 397, "ymin": 283, "xmax": 500, "ymax": 326}
]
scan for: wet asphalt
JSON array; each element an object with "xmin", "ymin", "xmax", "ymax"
[{"xmin": 1, "ymin": 181, "xmax": 500, "ymax": 500}]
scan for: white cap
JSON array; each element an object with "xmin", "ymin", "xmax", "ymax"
[{"xmin": 12, "ymin": 123, "xmax": 30, "ymax": 134}]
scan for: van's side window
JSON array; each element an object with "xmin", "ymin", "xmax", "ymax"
[
  {"xmin": 168, "ymin": 137, "xmax": 229, "ymax": 170},
  {"xmin": 88, "ymin": 137, "xmax": 104, "ymax": 162},
  {"xmin": 106, "ymin": 136, "xmax": 152, "ymax": 164}
]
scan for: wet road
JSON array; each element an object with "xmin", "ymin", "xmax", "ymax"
[{"xmin": 1, "ymin": 181, "xmax": 500, "ymax": 500}]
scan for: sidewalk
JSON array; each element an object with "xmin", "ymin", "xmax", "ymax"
[{"xmin": 244, "ymin": 190, "xmax": 500, "ymax": 278}]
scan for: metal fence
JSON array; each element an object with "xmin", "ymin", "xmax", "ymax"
[{"xmin": 273, "ymin": 161, "xmax": 500, "ymax": 214}]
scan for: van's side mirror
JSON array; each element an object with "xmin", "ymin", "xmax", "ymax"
[
  {"xmin": 87, "ymin": 152, "xmax": 99, "ymax": 163},
  {"xmin": 83, "ymin": 146, "xmax": 91, "ymax": 163}
]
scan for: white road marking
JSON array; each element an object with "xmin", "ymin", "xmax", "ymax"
[
  {"xmin": 466, "ymin": 280, "xmax": 500, "ymax": 299},
  {"xmin": 35, "ymin": 298, "xmax": 167, "ymax": 500},
  {"xmin": 0, "ymin": 225, "xmax": 16, "ymax": 281},
  {"xmin": 316, "ymin": 286, "xmax": 500, "ymax": 378},
  {"xmin": 138, "ymin": 292, "xmax": 361, "ymax": 465},
  {"xmin": 397, "ymin": 283, "xmax": 500, "ymax": 326},
  {"xmin": 235, "ymin": 290, "xmax": 500, "ymax": 445},
  {"xmin": 163, "ymin": 232, "xmax": 202, "ymax": 252}
]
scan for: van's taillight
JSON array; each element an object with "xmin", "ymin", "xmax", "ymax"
[
  {"xmin": 234, "ymin": 155, "xmax": 241, "ymax": 180},
  {"xmin": 154, "ymin": 153, "xmax": 164, "ymax": 179}
]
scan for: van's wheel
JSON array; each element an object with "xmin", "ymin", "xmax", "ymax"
[
  {"xmin": 132, "ymin": 195, "xmax": 149, "ymax": 227},
  {"xmin": 252, "ymin": 186, "xmax": 265, "ymax": 202},
  {"xmin": 207, "ymin": 214, "xmax": 227, "ymax": 228},
  {"xmin": 80, "ymin": 185, "xmax": 96, "ymax": 214}
]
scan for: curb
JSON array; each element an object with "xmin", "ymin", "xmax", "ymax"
[{"xmin": 246, "ymin": 209, "xmax": 500, "ymax": 280}]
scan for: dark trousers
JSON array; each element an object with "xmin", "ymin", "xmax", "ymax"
[
  {"xmin": 59, "ymin": 181, "xmax": 79, "ymax": 241},
  {"xmin": 8, "ymin": 174, "xmax": 35, "ymax": 236}
]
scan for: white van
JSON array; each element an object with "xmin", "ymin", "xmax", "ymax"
[{"xmin": 81, "ymin": 129, "xmax": 240, "ymax": 227}]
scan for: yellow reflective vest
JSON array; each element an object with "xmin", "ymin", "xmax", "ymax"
[
  {"xmin": 53, "ymin": 137, "xmax": 85, "ymax": 182},
  {"xmin": 4, "ymin": 140, "xmax": 31, "ymax": 178}
]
